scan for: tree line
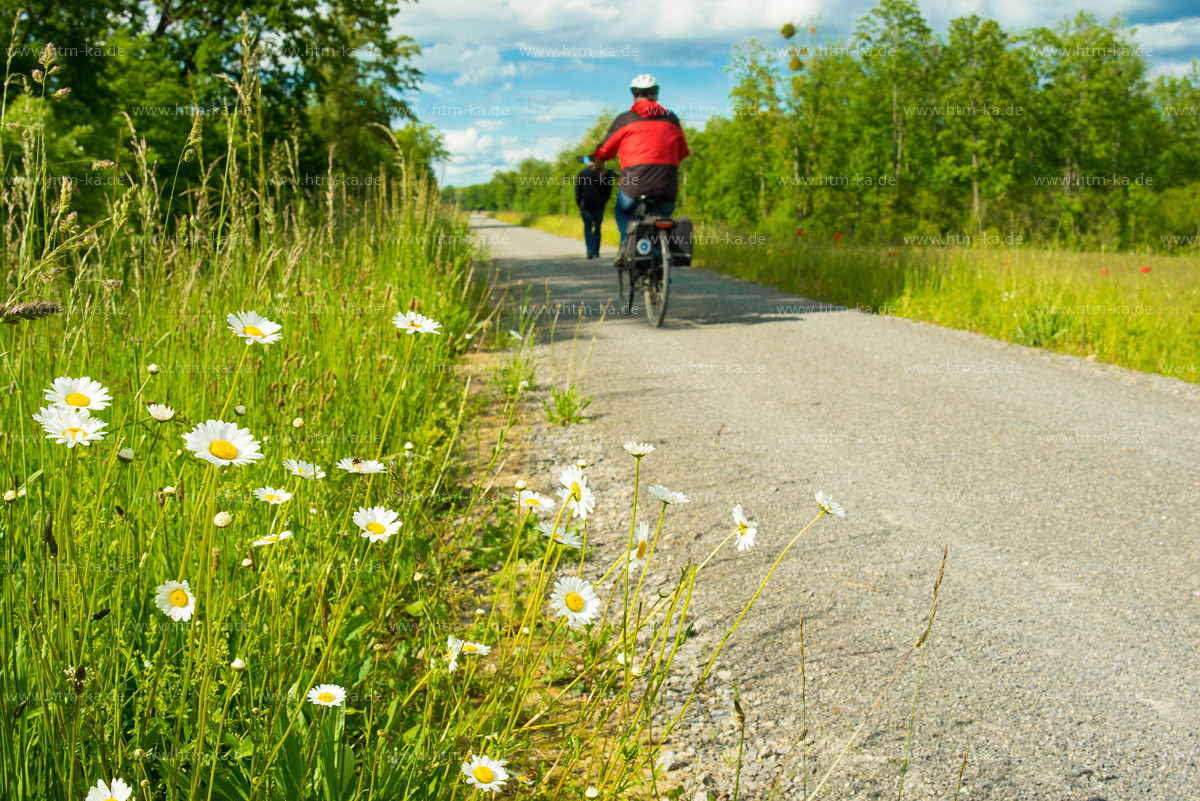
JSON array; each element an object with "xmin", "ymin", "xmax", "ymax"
[
  {"xmin": 0, "ymin": 1, "xmax": 445, "ymax": 222},
  {"xmin": 447, "ymin": 0, "xmax": 1200, "ymax": 252}
]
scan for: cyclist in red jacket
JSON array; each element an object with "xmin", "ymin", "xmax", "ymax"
[{"xmin": 592, "ymin": 74, "xmax": 690, "ymax": 266}]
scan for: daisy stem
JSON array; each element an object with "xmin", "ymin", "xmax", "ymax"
[
  {"xmin": 374, "ymin": 335, "xmax": 415, "ymax": 460},
  {"xmin": 662, "ymin": 509, "xmax": 825, "ymax": 740},
  {"xmin": 509, "ymin": 497, "xmax": 569, "ymax": 661},
  {"xmin": 576, "ymin": 518, "xmax": 588, "ymax": 577},
  {"xmin": 217, "ymin": 344, "xmax": 251, "ymax": 420},
  {"xmin": 695, "ymin": 527, "xmax": 739, "ymax": 572}
]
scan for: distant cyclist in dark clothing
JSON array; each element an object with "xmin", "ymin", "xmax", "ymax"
[
  {"xmin": 592, "ymin": 73, "xmax": 689, "ymax": 263},
  {"xmin": 574, "ymin": 159, "xmax": 613, "ymax": 259}
]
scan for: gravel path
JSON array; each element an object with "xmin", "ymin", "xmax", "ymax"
[{"xmin": 472, "ymin": 214, "xmax": 1200, "ymax": 801}]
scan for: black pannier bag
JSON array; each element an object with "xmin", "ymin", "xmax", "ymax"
[
  {"xmin": 623, "ymin": 219, "xmax": 658, "ymax": 269},
  {"xmin": 623, "ymin": 216, "xmax": 694, "ymax": 268},
  {"xmin": 668, "ymin": 216, "xmax": 693, "ymax": 266}
]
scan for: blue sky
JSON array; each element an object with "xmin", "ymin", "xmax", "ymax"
[{"xmin": 392, "ymin": 0, "xmax": 1200, "ymax": 187}]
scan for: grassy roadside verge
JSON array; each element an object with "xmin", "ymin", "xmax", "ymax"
[{"xmin": 486, "ymin": 212, "xmax": 1200, "ymax": 383}]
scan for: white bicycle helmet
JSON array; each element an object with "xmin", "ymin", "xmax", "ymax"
[{"xmin": 630, "ymin": 73, "xmax": 658, "ymax": 90}]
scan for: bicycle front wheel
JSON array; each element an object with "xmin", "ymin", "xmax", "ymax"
[{"xmin": 644, "ymin": 232, "xmax": 671, "ymax": 328}]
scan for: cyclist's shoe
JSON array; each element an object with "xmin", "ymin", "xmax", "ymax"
[{"xmin": 612, "ymin": 251, "xmax": 625, "ymax": 270}]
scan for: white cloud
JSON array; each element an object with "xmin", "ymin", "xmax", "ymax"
[
  {"xmin": 1128, "ymin": 17, "xmax": 1200, "ymax": 55},
  {"xmin": 400, "ymin": 0, "xmax": 817, "ymax": 53},
  {"xmin": 443, "ymin": 127, "xmax": 496, "ymax": 157}
]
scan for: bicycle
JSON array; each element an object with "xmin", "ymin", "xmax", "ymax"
[{"xmin": 616, "ymin": 196, "xmax": 678, "ymax": 328}]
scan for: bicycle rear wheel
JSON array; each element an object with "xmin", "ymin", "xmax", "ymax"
[{"xmin": 644, "ymin": 232, "xmax": 671, "ymax": 328}]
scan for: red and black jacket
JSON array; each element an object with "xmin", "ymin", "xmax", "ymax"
[{"xmin": 592, "ymin": 99, "xmax": 690, "ymax": 202}]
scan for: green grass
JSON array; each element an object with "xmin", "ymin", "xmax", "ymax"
[{"xmin": 493, "ymin": 213, "xmax": 1200, "ymax": 382}]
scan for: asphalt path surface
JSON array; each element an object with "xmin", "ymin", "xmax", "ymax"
[{"xmin": 472, "ymin": 214, "xmax": 1200, "ymax": 800}]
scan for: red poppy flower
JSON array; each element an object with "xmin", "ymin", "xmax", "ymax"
[
  {"xmin": 795, "ymin": 229, "xmax": 803, "ymax": 236},
  {"xmin": 1140, "ymin": 265, "xmax": 1151, "ymax": 273},
  {"xmin": 887, "ymin": 251, "xmax": 897, "ymax": 257},
  {"xmin": 833, "ymin": 232, "xmax": 842, "ymax": 241},
  {"xmin": 1099, "ymin": 268, "xmax": 1108, "ymax": 275}
]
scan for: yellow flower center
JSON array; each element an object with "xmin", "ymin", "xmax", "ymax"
[
  {"xmin": 366, "ymin": 521, "xmax": 385, "ymax": 535},
  {"xmin": 64, "ymin": 427, "xmax": 85, "ymax": 439},
  {"xmin": 64, "ymin": 392, "xmax": 90, "ymax": 407},
  {"xmin": 411, "ymin": 321, "xmax": 423, "ymax": 328},
  {"xmin": 635, "ymin": 542, "xmax": 648, "ymax": 559},
  {"xmin": 473, "ymin": 766, "xmax": 495, "ymax": 783},
  {"xmin": 565, "ymin": 592, "xmax": 585, "ymax": 613},
  {"xmin": 317, "ymin": 691, "xmax": 335, "ymax": 703},
  {"xmin": 463, "ymin": 644, "xmax": 478, "ymax": 653},
  {"xmin": 243, "ymin": 325, "xmax": 264, "ymax": 337},
  {"xmin": 569, "ymin": 482, "xmax": 581, "ymax": 501},
  {"xmin": 169, "ymin": 589, "xmax": 189, "ymax": 607},
  {"xmin": 209, "ymin": 440, "xmax": 237, "ymax": 460}
]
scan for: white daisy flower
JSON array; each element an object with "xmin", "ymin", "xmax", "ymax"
[
  {"xmin": 815, "ymin": 491, "xmax": 846, "ymax": 517},
  {"xmin": 226, "ymin": 310, "xmax": 282, "ymax": 345},
  {"xmin": 555, "ymin": 465, "xmax": 596, "ymax": 521},
  {"xmin": 623, "ymin": 441, "xmax": 655, "ymax": 457},
  {"xmin": 335, "ymin": 457, "xmax": 386, "ymax": 474},
  {"xmin": 182, "ymin": 420, "xmax": 264, "ymax": 467},
  {"xmin": 585, "ymin": 786, "xmax": 600, "ymax": 798},
  {"xmin": 32, "ymin": 404, "xmax": 70, "ymax": 426},
  {"xmin": 147, "ymin": 403, "xmax": 175, "ymax": 421},
  {"xmin": 537, "ymin": 521, "xmax": 581, "ymax": 548},
  {"xmin": 353, "ymin": 506, "xmax": 401, "ymax": 543},
  {"xmin": 448, "ymin": 634, "xmax": 492, "ymax": 659},
  {"xmin": 44, "ymin": 376, "xmax": 112, "ymax": 411},
  {"xmin": 550, "ymin": 576, "xmax": 600, "ymax": 629},
  {"xmin": 647, "ymin": 485, "xmax": 689, "ymax": 505},
  {"xmin": 40, "ymin": 409, "xmax": 107, "ymax": 448},
  {"xmin": 230, "ymin": 657, "xmax": 246, "ymax": 670},
  {"xmin": 253, "ymin": 487, "xmax": 292, "ymax": 505},
  {"xmin": 513, "ymin": 490, "xmax": 556, "ymax": 515},
  {"xmin": 626, "ymin": 521, "xmax": 651, "ymax": 573},
  {"xmin": 446, "ymin": 634, "xmax": 463, "ymax": 672},
  {"xmin": 117, "ymin": 447, "xmax": 135, "ymax": 463},
  {"xmin": 282, "ymin": 458, "xmax": 325, "ymax": 480},
  {"xmin": 393, "ymin": 309, "xmax": 443, "ymax": 335},
  {"xmin": 85, "ymin": 778, "xmax": 132, "ymax": 801},
  {"xmin": 213, "ymin": 511, "xmax": 233, "ymax": 528},
  {"xmin": 307, "ymin": 683, "xmax": 345, "ymax": 707},
  {"xmin": 252, "ymin": 530, "xmax": 293, "ymax": 547},
  {"xmin": 153, "ymin": 580, "xmax": 195, "ymax": 622},
  {"xmin": 732, "ymin": 504, "xmax": 758, "ymax": 551},
  {"xmin": 462, "ymin": 755, "xmax": 508, "ymax": 793}
]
